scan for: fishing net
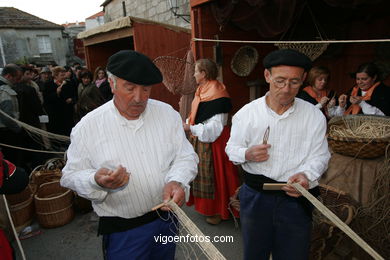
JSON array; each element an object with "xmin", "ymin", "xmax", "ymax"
[
  {"xmin": 274, "ymin": 42, "xmax": 329, "ymax": 61},
  {"xmin": 0, "ymin": 109, "xmax": 70, "ymax": 154},
  {"xmin": 154, "ymin": 50, "xmax": 197, "ymax": 120}
]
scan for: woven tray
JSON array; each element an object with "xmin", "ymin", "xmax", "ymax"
[
  {"xmin": 328, "ymin": 115, "xmax": 390, "ymax": 159},
  {"xmin": 231, "ymin": 46, "xmax": 258, "ymax": 77},
  {"xmin": 34, "ymin": 181, "xmax": 74, "ymax": 228}
]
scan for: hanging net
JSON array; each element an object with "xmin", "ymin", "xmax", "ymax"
[
  {"xmin": 274, "ymin": 42, "xmax": 329, "ymax": 61},
  {"xmin": 154, "ymin": 50, "xmax": 197, "ymax": 120}
]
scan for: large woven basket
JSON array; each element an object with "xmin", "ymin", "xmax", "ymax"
[
  {"xmin": 5, "ymin": 185, "xmax": 36, "ymax": 232},
  {"xmin": 327, "ymin": 115, "xmax": 390, "ymax": 159},
  {"xmin": 34, "ymin": 181, "xmax": 74, "ymax": 228}
]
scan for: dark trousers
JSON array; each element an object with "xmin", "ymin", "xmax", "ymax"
[
  {"xmin": 103, "ymin": 216, "xmax": 177, "ymax": 260},
  {"xmin": 240, "ymin": 184, "xmax": 312, "ymax": 260}
]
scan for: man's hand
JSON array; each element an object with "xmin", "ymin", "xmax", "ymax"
[
  {"xmin": 245, "ymin": 144, "xmax": 271, "ymax": 162},
  {"xmin": 161, "ymin": 181, "xmax": 185, "ymax": 211},
  {"xmin": 282, "ymin": 172, "xmax": 309, "ymax": 198},
  {"xmin": 94, "ymin": 165, "xmax": 130, "ymax": 189}
]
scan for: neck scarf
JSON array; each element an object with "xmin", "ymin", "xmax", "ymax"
[
  {"xmin": 303, "ymin": 86, "xmax": 328, "ymax": 103},
  {"xmin": 188, "ymin": 80, "xmax": 230, "ymax": 125},
  {"xmin": 95, "ymin": 78, "xmax": 106, "ymax": 88},
  {"xmin": 344, "ymin": 82, "xmax": 380, "ymax": 115}
]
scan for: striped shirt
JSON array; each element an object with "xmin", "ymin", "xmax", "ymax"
[
  {"xmin": 225, "ymin": 94, "xmax": 330, "ymax": 188},
  {"xmin": 61, "ymin": 99, "xmax": 198, "ymax": 218}
]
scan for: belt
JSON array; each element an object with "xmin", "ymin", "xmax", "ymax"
[
  {"xmin": 243, "ymin": 171, "xmax": 319, "ymax": 197},
  {"xmin": 98, "ymin": 209, "xmax": 168, "ymax": 235}
]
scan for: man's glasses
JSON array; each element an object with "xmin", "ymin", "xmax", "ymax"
[{"xmin": 270, "ymin": 77, "xmax": 302, "ymax": 89}]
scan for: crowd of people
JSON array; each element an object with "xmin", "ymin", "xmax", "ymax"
[
  {"xmin": 1, "ymin": 48, "xmax": 389, "ymax": 260},
  {"xmin": 0, "ymin": 62, "xmax": 113, "ymax": 172}
]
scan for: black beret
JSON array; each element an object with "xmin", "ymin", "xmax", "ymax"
[
  {"xmin": 263, "ymin": 49, "xmax": 312, "ymax": 71},
  {"xmin": 107, "ymin": 50, "xmax": 162, "ymax": 85}
]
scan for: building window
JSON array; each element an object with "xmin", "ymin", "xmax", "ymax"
[{"xmin": 37, "ymin": 35, "xmax": 52, "ymax": 53}]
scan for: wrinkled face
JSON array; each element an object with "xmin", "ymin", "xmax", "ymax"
[
  {"xmin": 81, "ymin": 77, "xmax": 91, "ymax": 86},
  {"xmin": 356, "ymin": 72, "xmax": 376, "ymax": 91},
  {"xmin": 110, "ymin": 77, "xmax": 152, "ymax": 120},
  {"xmin": 264, "ymin": 65, "xmax": 306, "ymax": 107},
  {"xmin": 97, "ymin": 70, "xmax": 106, "ymax": 80},
  {"xmin": 313, "ymin": 74, "xmax": 328, "ymax": 90},
  {"xmin": 194, "ymin": 64, "xmax": 206, "ymax": 85}
]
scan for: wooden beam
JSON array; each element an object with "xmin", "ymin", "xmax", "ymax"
[
  {"xmin": 190, "ymin": 0, "xmax": 214, "ymax": 8},
  {"xmin": 83, "ymin": 27, "xmax": 134, "ymax": 46}
]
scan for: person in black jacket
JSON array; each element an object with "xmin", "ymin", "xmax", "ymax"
[{"xmin": 93, "ymin": 66, "xmax": 113, "ymax": 102}]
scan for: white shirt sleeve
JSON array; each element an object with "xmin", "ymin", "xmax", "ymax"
[
  {"xmin": 61, "ymin": 125, "xmax": 110, "ymax": 203},
  {"xmin": 359, "ymin": 101, "xmax": 385, "ymax": 116},
  {"xmin": 189, "ymin": 113, "xmax": 228, "ymax": 143},
  {"xmin": 315, "ymin": 103, "xmax": 323, "ymax": 109},
  {"xmin": 295, "ymin": 115, "xmax": 331, "ymax": 187},
  {"xmin": 164, "ymin": 111, "xmax": 199, "ymax": 198},
  {"xmin": 225, "ymin": 113, "xmax": 248, "ymax": 164}
]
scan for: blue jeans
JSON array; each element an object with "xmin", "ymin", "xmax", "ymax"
[
  {"xmin": 240, "ymin": 184, "xmax": 312, "ymax": 260},
  {"xmin": 103, "ymin": 216, "xmax": 177, "ymax": 260}
]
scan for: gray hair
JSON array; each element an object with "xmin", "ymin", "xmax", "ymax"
[{"xmin": 107, "ymin": 71, "xmax": 117, "ymax": 89}]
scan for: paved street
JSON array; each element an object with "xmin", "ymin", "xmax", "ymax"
[{"xmin": 14, "ymin": 205, "xmax": 243, "ymax": 260}]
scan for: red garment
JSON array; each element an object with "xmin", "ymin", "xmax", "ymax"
[
  {"xmin": 0, "ymin": 229, "xmax": 13, "ymax": 260},
  {"xmin": 187, "ymin": 127, "xmax": 240, "ymax": 219}
]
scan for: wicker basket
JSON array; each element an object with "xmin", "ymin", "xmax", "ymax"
[
  {"xmin": 30, "ymin": 165, "xmax": 62, "ymax": 187},
  {"xmin": 34, "ymin": 181, "xmax": 74, "ymax": 228},
  {"xmin": 5, "ymin": 185, "xmax": 35, "ymax": 232},
  {"xmin": 328, "ymin": 115, "xmax": 390, "ymax": 159},
  {"xmin": 231, "ymin": 46, "xmax": 258, "ymax": 77}
]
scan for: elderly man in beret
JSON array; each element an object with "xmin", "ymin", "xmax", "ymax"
[
  {"xmin": 226, "ymin": 49, "xmax": 330, "ymax": 260},
  {"xmin": 61, "ymin": 50, "xmax": 198, "ymax": 259}
]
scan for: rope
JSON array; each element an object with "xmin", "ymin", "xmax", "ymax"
[
  {"xmin": 193, "ymin": 38, "xmax": 390, "ymax": 44},
  {"xmin": 2, "ymin": 195, "xmax": 26, "ymax": 260},
  {"xmin": 166, "ymin": 200, "xmax": 227, "ymax": 260},
  {"xmin": 0, "ymin": 143, "xmax": 66, "ymax": 154},
  {"xmin": 0, "ymin": 109, "xmax": 70, "ymax": 142},
  {"xmin": 292, "ymin": 183, "xmax": 384, "ymax": 260}
]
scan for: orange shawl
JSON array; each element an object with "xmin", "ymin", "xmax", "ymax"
[
  {"xmin": 344, "ymin": 82, "xmax": 380, "ymax": 115},
  {"xmin": 188, "ymin": 80, "xmax": 230, "ymax": 125},
  {"xmin": 303, "ymin": 86, "xmax": 328, "ymax": 103}
]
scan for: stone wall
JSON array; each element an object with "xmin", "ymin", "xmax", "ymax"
[{"xmin": 104, "ymin": 0, "xmax": 190, "ymax": 29}]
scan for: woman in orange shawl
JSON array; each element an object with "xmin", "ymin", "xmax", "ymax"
[
  {"xmin": 183, "ymin": 59, "xmax": 240, "ymax": 225},
  {"xmin": 297, "ymin": 66, "xmax": 335, "ymax": 118},
  {"xmin": 328, "ymin": 63, "xmax": 390, "ymax": 116}
]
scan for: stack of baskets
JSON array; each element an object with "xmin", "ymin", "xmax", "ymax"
[
  {"xmin": 6, "ymin": 158, "xmax": 75, "ymax": 229},
  {"xmin": 327, "ymin": 115, "xmax": 390, "ymax": 159}
]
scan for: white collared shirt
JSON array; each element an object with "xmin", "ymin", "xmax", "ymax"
[
  {"xmin": 225, "ymin": 94, "xmax": 330, "ymax": 188},
  {"xmin": 61, "ymin": 99, "xmax": 198, "ymax": 218}
]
